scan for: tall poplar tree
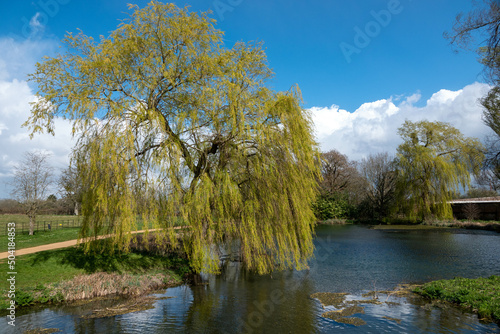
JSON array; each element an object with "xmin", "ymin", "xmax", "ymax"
[
  {"xmin": 25, "ymin": 2, "xmax": 320, "ymax": 274},
  {"xmin": 395, "ymin": 120, "xmax": 484, "ymax": 220}
]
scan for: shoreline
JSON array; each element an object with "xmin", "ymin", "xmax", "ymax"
[
  {"xmin": 0, "ymin": 270, "xmax": 187, "ymax": 316},
  {"xmin": 414, "ymin": 275, "xmax": 500, "ymax": 324},
  {"xmin": 317, "ymin": 219, "xmax": 500, "ymax": 233}
]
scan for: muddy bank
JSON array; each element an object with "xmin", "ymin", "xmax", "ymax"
[
  {"xmin": 311, "ymin": 284, "xmax": 423, "ymax": 327},
  {"xmin": 47, "ymin": 271, "xmax": 182, "ymax": 302}
]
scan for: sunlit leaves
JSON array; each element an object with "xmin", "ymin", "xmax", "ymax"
[
  {"xmin": 396, "ymin": 120, "xmax": 484, "ymax": 220},
  {"xmin": 26, "ymin": 2, "xmax": 320, "ymax": 274}
]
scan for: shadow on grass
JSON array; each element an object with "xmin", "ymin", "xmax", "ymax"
[{"xmin": 28, "ymin": 245, "xmax": 190, "ymax": 276}]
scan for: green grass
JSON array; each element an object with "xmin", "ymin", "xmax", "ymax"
[
  {"xmin": 0, "ymin": 245, "xmax": 191, "ymax": 309},
  {"xmin": 0, "ymin": 214, "xmax": 81, "ymax": 237},
  {"xmin": 0, "ymin": 228, "xmax": 81, "ymax": 252},
  {"xmin": 371, "ymin": 225, "xmax": 447, "ymax": 230},
  {"xmin": 0, "ymin": 214, "xmax": 187, "ymax": 251},
  {"xmin": 414, "ymin": 276, "xmax": 500, "ymax": 323},
  {"xmin": 1, "ymin": 247, "xmax": 189, "ymax": 290},
  {"xmin": 0, "ymin": 214, "xmax": 80, "ymax": 226}
]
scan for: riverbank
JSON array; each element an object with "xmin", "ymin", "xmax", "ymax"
[
  {"xmin": 317, "ymin": 218, "xmax": 500, "ymax": 233},
  {"xmin": 422, "ymin": 220, "xmax": 500, "ymax": 232},
  {"xmin": 414, "ymin": 276, "xmax": 500, "ymax": 324},
  {"xmin": 0, "ymin": 243, "xmax": 191, "ymax": 312}
]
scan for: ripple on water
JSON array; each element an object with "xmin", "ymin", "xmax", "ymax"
[{"xmin": 3, "ymin": 225, "xmax": 500, "ymax": 333}]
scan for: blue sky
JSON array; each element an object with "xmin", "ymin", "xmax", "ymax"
[
  {"xmin": 0, "ymin": 0, "xmax": 494, "ymax": 198},
  {"xmin": 2, "ymin": 0, "xmax": 485, "ymax": 109}
]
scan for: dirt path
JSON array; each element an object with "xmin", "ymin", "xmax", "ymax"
[{"xmin": 0, "ymin": 227, "xmax": 185, "ymax": 259}]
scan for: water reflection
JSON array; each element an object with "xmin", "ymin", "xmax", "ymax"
[{"xmin": 181, "ymin": 263, "xmax": 318, "ymax": 334}]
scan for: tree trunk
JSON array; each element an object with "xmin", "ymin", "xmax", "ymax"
[
  {"xmin": 74, "ymin": 202, "xmax": 80, "ymax": 216},
  {"xmin": 29, "ymin": 214, "xmax": 35, "ymax": 235}
]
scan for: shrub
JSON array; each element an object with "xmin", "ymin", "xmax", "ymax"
[{"xmin": 14, "ymin": 290, "xmax": 34, "ymax": 306}]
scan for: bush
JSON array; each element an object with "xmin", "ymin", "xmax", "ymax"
[
  {"xmin": 14, "ymin": 290, "xmax": 34, "ymax": 306},
  {"xmin": 313, "ymin": 194, "xmax": 356, "ymax": 221}
]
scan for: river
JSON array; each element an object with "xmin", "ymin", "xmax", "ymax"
[{"xmin": 5, "ymin": 225, "xmax": 500, "ymax": 333}]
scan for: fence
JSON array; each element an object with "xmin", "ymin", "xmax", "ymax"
[{"xmin": 2, "ymin": 218, "xmax": 82, "ymax": 235}]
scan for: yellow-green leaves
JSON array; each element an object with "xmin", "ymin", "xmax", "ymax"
[
  {"xmin": 396, "ymin": 120, "xmax": 484, "ymax": 220},
  {"xmin": 27, "ymin": 1, "xmax": 320, "ymax": 274}
]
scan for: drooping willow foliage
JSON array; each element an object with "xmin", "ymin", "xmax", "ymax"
[
  {"xmin": 395, "ymin": 120, "xmax": 484, "ymax": 220},
  {"xmin": 25, "ymin": 2, "xmax": 321, "ymax": 274}
]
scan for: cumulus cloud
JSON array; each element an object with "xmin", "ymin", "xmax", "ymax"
[
  {"xmin": 0, "ymin": 37, "xmax": 73, "ymax": 198},
  {"xmin": 310, "ymin": 82, "xmax": 493, "ymax": 160},
  {"xmin": 0, "ymin": 37, "xmax": 58, "ymax": 82},
  {"xmin": 0, "ymin": 37, "xmax": 493, "ymax": 199}
]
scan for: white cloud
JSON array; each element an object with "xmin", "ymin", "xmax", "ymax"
[
  {"xmin": 29, "ymin": 13, "xmax": 45, "ymax": 36},
  {"xmin": 0, "ymin": 37, "xmax": 58, "ymax": 81},
  {"xmin": 0, "ymin": 37, "xmax": 73, "ymax": 198},
  {"xmin": 310, "ymin": 82, "xmax": 493, "ymax": 160}
]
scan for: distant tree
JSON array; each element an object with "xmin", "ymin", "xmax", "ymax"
[
  {"xmin": 47, "ymin": 194, "xmax": 57, "ymax": 202},
  {"xmin": 24, "ymin": 2, "xmax": 320, "ymax": 274},
  {"xmin": 0, "ymin": 199, "xmax": 23, "ymax": 214},
  {"xmin": 314, "ymin": 150, "xmax": 365, "ymax": 220},
  {"xmin": 476, "ymin": 167, "xmax": 500, "ymax": 191},
  {"xmin": 10, "ymin": 152, "xmax": 54, "ymax": 235},
  {"xmin": 59, "ymin": 165, "xmax": 82, "ymax": 216},
  {"xmin": 360, "ymin": 153, "xmax": 398, "ymax": 220},
  {"xmin": 465, "ymin": 187, "xmax": 498, "ymax": 198},
  {"xmin": 319, "ymin": 150, "xmax": 358, "ymax": 195},
  {"xmin": 480, "ymin": 87, "xmax": 500, "ymax": 174},
  {"xmin": 462, "ymin": 203, "xmax": 481, "ymax": 221},
  {"xmin": 395, "ymin": 120, "xmax": 484, "ymax": 220}
]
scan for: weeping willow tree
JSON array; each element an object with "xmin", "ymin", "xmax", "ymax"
[
  {"xmin": 395, "ymin": 120, "xmax": 484, "ymax": 220},
  {"xmin": 25, "ymin": 2, "xmax": 321, "ymax": 274}
]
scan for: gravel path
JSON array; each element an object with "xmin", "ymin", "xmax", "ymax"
[{"xmin": 0, "ymin": 227, "xmax": 185, "ymax": 259}]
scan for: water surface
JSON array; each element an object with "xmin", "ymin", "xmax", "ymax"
[{"xmin": 6, "ymin": 225, "xmax": 500, "ymax": 333}]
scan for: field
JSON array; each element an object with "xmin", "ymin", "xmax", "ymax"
[
  {"xmin": 0, "ymin": 214, "xmax": 81, "ymax": 235},
  {"xmin": 0, "ymin": 228, "xmax": 80, "ymax": 252},
  {"xmin": 0, "ymin": 214, "xmax": 185, "ymax": 251}
]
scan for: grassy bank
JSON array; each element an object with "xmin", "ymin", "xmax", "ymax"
[
  {"xmin": 422, "ymin": 220, "xmax": 500, "ymax": 232},
  {"xmin": 414, "ymin": 276, "xmax": 500, "ymax": 323},
  {"xmin": 370, "ymin": 220, "xmax": 500, "ymax": 233},
  {"xmin": 0, "ymin": 215, "xmax": 187, "ymax": 251},
  {"xmin": 346, "ymin": 218, "xmax": 500, "ymax": 233},
  {"xmin": 0, "ymin": 242, "xmax": 191, "ymax": 311},
  {"xmin": 317, "ymin": 219, "xmax": 354, "ymax": 225},
  {"xmin": 0, "ymin": 228, "xmax": 80, "ymax": 251}
]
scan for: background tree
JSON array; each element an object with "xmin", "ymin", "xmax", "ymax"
[
  {"xmin": 480, "ymin": 87, "xmax": 500, "ymax": 175},
  {"xmin": 314, "ymin": 150, "xmax": 365, "ymax": 220},
  {"xmin": 0, "ymin": 199, "xmax": 23, "ymax": 214},
  {"xmin": 476, "ymin": 167, "xmax": 500, "ymax": 192},
  {"xmin": 10, "ymin": 151, "xmax": 54, "ymax": 235},
  {"xmin": 447, "ymin": 1, "xmax": 500, "ymax": 191},
  {"xmin": 359, "ymin": 153, "xmax": 398, "ymax": 221},
  {"xmin": 395, "ymin": 120, "xmax": 484, "ymax": 220},
  {"xmin": 26, "ymin": 2, "xmax": 320, "ymax": 274},
  {"xmin": 465, "ymin": 186, "xmax": 498, "ymax": 198},
  {"xmin": 319, "ymin": 150, "xmax": 359, "ymax": 195},
  {"xmin": 59, "ymin": 165, "xmax": 82, "ymax": 216},
  {"xmin": 446, "ymin": 0, "xmax": 500, "ymax": 83}
]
